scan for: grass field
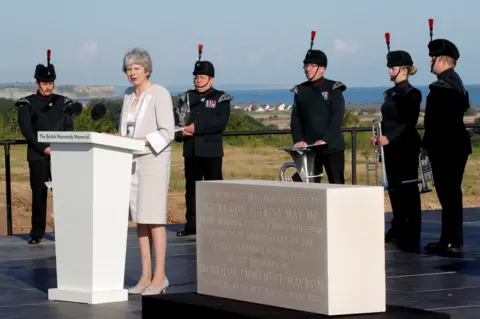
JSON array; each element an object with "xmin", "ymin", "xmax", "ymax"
[
  {"xmin": 249, "ymin": 111, "xmax": 480, "ymax": 129},
  {"xmin": 0, "ymin": 139, "xmax": 479, "ymax": 235}
]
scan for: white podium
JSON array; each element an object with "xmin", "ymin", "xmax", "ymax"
[{"xmin": 38, "ymin": 131, "xmax": 145, "ymax": 304}]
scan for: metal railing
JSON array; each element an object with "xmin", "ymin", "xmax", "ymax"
[{"xmin": 2, "ymin": 124, "xmax": 479, "ymax": 236}]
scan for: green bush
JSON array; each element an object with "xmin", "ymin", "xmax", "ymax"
[{"xmin": 224, "ymin": 109, "xmax": 362, "ymax": 149}]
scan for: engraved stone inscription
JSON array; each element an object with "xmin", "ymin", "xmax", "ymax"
[{"xmin": 197, "ymin": 184, "xmax": 328, "ymax": 312}]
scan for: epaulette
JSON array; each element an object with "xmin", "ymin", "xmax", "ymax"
[
  {"xmin": 332, "ymin": 81, "xmax": 347, "ymax": 92},
  {"xmin": 64, "ymin": 96, "xmax": 73, "ymax": 105},
  {"xmin": 15, "ymin": 97, "xmax": 30, "ymax": 108},
  {"xmin": 429, "ymin": 80, "xmax": 453, "ymax": 89},
  {"xmin": 218, "ymin": 93, "xmax": 233, "ymax": 103},
  {"xmin": 290, "ymin": 85, "xmax": 298, "ymax": 94},
  {"xmin": 444, "ymin": 75, "xmax": 466, "ymax": 95}
]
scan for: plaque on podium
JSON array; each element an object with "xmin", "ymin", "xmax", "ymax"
[{"xmin": 38, "ymin": 131, "xmax": 144, "ymax": 304}]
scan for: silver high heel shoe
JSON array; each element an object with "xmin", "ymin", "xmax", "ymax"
[
  {"xmin": 141, "ymin": 278, "xmax": 169, "ymax": 296},
  {"xmin": 128, "ymin": 282, "xmax": 151, "ymax": 294}
]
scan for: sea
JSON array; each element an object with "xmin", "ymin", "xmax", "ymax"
[{"xmin": 103, "ymin": 84, "xmax": 480, "ymax": 108}]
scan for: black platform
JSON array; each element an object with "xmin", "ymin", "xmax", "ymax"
[
  {"xmin": 142, "ymin": 292, "xmax": 450, "ymax": 318},
  {"xmin": 2, "ymin": 209, "xmax": 480, "ymax": 318}
]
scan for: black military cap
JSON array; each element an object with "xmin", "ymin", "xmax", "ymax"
[
  {"xmin": 386, "ymin": 50, "xmax": 414, "ymax": 68},
  {"xmin": 193, "ymin": 61, "xmax": 215, "ymax": 77},
  {"xmin": 34, "ymin": 49, "xmax": 56, "ymax": 82},
  {"xmin": 34, "ymin": 64, "xmax": 56, "ymax": 82},
  {"xmin": 193, "ymin": 44, "xmax": 214, "ymax": 77},
  {"xmin": 302, "ymin": 30, "xmax": 328, "ymax": 67},
  {"xmin": 303, "ymin": 49, "xmax": 328, "ymax": 67},
  {"xmin": 428, "ymin": 39, "xmax": 460, "ymax": 60}
]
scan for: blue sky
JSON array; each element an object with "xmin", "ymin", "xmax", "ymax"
[{"xmin": 0, "ymin": 0, "xmax": 477, "ymax": 88}]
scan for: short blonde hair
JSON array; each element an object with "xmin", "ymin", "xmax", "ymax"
[
  {"xmin": 439, "ymin": 55, "xmax": 457, "ymax": 67},
  {"xmin": 122, "ymin": 48, "xmax": 152, "ymax": 78}
]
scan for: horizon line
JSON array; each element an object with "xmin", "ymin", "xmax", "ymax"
[{"xmin": 1, "ymin": 82, "xmax": 480, "ymax": 90}]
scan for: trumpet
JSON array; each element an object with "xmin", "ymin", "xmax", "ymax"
[
  {"xmin": 371, "ymin": 119, "xmax": 389, "ymax": 189},
  {"xmin": 366, "ymin": 120, "xmax": 435, "ymax": 193},
  {"xmin": 419, "ymin": 150, "xmax": 435, "ymax": 193}
]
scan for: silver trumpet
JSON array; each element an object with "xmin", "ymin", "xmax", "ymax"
[
  {"xmin": 366, "ymin": 120, "xmax": 435, "ymax": 193},
  {"xmin": 279, "ymin": 144, "xmax": 325, "ymax": 183},
  {"xmin": 371, "ymin": 119, "xmax": 389, "ymax": 189},
  {"xmin": 418, "ymin": 150, "xmax": 435, "ymax": 193}
]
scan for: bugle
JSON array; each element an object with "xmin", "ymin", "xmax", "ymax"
[
  {"xmin": 366, "ymin": 120, "xmax": 435, "ymax": 192},
  {"xmin": 418, "ymin": 150, "xmax": 435, "ymax": 193},
  {"xmin": 278, "ymin": 144, "xmax": 325, "ymax": 183},
  {"xmin": 371, "ymin": 119, "xmax": 389, "ymax": 189}
]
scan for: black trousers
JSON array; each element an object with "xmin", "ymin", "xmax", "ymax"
[
  {"xmin": 184, "ymin": 156, "xmax": 223, "ymax": 231},
  {"xmin": 28, "ymin": 159, "xmax": 51, "ymax": 239},
  {"xmin": 313, "ymin": 151, "xmax": 345, "ymax": 184},
  {"xmin": 384, "ymin": 144, "xmax": 422, "ymax": 244},
  {"xmin": 428, "ymin": 149, "xmax": 469, "ymax": 246}
]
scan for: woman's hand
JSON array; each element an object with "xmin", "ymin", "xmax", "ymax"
[{"xmin": 377, "ymin": 136, "xmax": 389, "ymax": 146}]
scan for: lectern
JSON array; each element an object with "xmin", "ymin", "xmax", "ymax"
[{"xmin": 38, "ymin": 131, "xmax": 145, "ymax": 304}]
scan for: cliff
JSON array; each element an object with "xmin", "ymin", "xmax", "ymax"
[{"xmin": 0, "ymin": 84, "xmax": 119, "ymax": 100}]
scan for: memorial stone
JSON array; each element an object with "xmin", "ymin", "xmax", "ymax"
[{"xmin": 196, "ymin": 180, "xmax": 386, "ymax": 316}]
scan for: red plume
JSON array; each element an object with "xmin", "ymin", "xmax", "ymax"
[
  {"xmin": 47, "ymin": 49, "xmax": 51, "ymax": 58},
  {"xmin": 384, "ymin": 32, "xmax": 391, "ymax": 52},
  {"xmin": 309, "ymin": 31, "xmax": 316, "ymax": 50},
  {"xmin": 198, "ymin": 44, "xmax": 203, "ymax": 61},
  {"xmin": 428, "ymin": 18, "xmax": 434, "ymax": 41}
]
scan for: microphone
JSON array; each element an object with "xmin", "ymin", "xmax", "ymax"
[
  {"xmin": 64, "ymin": 101, "xmax": 83, "ymax": 117},
  {"xmin": 90, "ymin": 103, "xmax": 107, "ymax": 121}
]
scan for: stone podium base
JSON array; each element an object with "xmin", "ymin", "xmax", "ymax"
[
  {"xmin": 142, "ymin": 293, "xmax": 450, "ymax": 318},
  {"xmin": 48, "ymin": 288, "xmax": 128, "ymax": 304}
]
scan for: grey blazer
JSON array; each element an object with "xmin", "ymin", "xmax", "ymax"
[{"xmin": 119, "ymin": 84, "xmax": 175, "ymax": 155}]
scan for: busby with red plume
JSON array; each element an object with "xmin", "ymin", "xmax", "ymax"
[
  {"xmin": 34, "ymin": 49, "xmax": 56, "ymax": 82},
  {"xmin": 303, "ymin": 30, "xmax": 328, "ymax": 68},
  {"xmin": 384, "ymin": 32, "xmax": 414, "ymax": 68},
  {"xmin": 427, "ymin": 18, "xmax": 460, "ymax": 60},
  {"xmin": 193, "ymin": 44, "xmax": 215, "ymax": 78}
]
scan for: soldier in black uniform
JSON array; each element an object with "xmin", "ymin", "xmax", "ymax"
[
  {"xmin": 290, "ymin": 31, "xmax": 347, "ymax": 184},
  {"xmin": 372, "ymin": 33, "xmax": 422, "ymax": 250},
  {"xmin": 16, "ymin": 50, "xmax": 79, "ymax": 244},
  {"xmin": 175, "ymin": 44, "xmax": 232, "ymax": 237},
  {"xmin": 422, "ymin": 19, "xmax": 472, "ymax": 255}
]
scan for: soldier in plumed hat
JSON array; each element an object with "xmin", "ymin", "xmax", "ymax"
[
  {"xmin": 174, "ymin": 44, "xmax": 232, "ymax": 237},
  {"xmin": 289, "ymin": 31, "xmax": 347, "ymax": 184},
  {"xmin": 16, "ymin": 49, "xmax": 81, "ymax": 244},
  {"xmin": 422, "ymin": 19, "xmax": 472, "ymax": 255},
  {"xmin": 371, "ymin": 32, "xmax": 422, "ymax": 251}
]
